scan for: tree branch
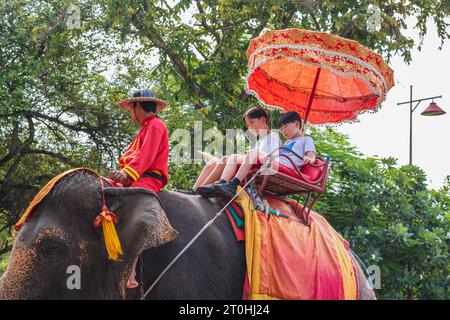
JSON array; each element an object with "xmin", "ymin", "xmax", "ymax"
[
  {"xmin": 24, "ymin": 111, "xmax": 109, "ymax": 151},
  {"xmin": 282, "ymin": 7, "xmax": 297, "ymax": 29},
  {"xmin": 9, "ymin": 122, "xmax": 19, "ymax": 154},
  {"xmin": 0, "ymin": 123, "xmax": 19, "ymax": 167},
  {"xmin": 195, "ymin": 0, "xmax": 221, "ymax": 43},
  {"xmin": 131, "ymin": 10, "xmax": 215, "ymax": 104},
  {"xmin": 25, "ymin": 149, "xmax": 78, "ymax": 166},
  {"xmin": 238, "ymin": 13, "xmax": 271, "ymax": 102},
  {"xmin": 308, "ymin": 11, "xmax": 321, "ymax": 31},
  {"xmin": 0, "ymin": 110, "xmax": 107, "ymax": 169},
  {"xmin": 192, "ymin": 41, "xmax": 208, "ymax": 60},
  {"xmin": 0, "ymin": 223, "xmax": 12, "ymax": 235},
  {"xmin": 339, "ymin": 19, "xmax": 356, "ymax": 37},
  {"xmin": 1, "ymin": 153, "xmax": 26, "ymax": 192},
  {"xmin": 0, "ymin": 241, "xmax": 12, "ymax": 256},
  {"xmin": 0, "ymin": 115, "xmax": 34, "ymax": 168}
]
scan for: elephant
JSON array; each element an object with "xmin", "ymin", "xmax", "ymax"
[{"xmin": 0, "ymin": 170, "xmax": 375, "ymax": 300}]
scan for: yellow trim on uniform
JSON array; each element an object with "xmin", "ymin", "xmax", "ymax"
[
  {"xmin": 122, "ymin": 167, "xmax": 138, "ymax": 182},
  {"xmin": 151, "ymin": 169, "xmax": 162, "ymax": 176},
  {"xmin": 126, "ymin": 166, "xmax": 140, "ymax": 180},
  {"xmin": 121, "ymin": 137, "xmax": 139, "ymax": 166}
]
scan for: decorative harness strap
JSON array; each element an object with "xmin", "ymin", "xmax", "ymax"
[{"xmin": 15, "ymin": 168, "xmax": 124, "ymax": 261}]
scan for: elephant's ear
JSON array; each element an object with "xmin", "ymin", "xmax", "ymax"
[{"xmin": 102, "ymin": 187, "xmax": 178, "ymax": 260}]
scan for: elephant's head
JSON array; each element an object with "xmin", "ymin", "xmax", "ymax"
[{"xmin": 0, "ymin": 171, "xmax": 177, "ymax": 299}]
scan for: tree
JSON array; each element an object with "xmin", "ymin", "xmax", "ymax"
[
  {"xmin": 102, "ymin": 0, "xmax": 450, "ymax": 128},
  {"xmin": 0, "ymin": 0, "xmax": 135, "ymax": 247},
  {"xmin": 311, "ymin": 127, "xmax": 449, "ymax": 299}
]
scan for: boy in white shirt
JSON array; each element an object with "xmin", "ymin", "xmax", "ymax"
[
  {"xmin": 195, "ymin": 107, "xmax": 281, "ymax": 195},
  {"xmin": 199, "ymin": 111, "xmax": 316, "ymax": 199}
]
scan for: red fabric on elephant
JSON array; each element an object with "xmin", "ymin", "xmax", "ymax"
[{"xmin": 232, "ymin": 189, "xmax": 359, "ymax": 300}]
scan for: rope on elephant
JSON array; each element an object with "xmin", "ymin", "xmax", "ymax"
[
  {"xmin": 140, "ymin": 167, "xmax": 264, "ymax": 300},
  {"xmin": 349, "ymin": 248, "xmax": 373, "ymax": 285}
]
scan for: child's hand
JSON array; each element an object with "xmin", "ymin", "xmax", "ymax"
[
  {"xmin": 259, "ymin": 153, "xmax": 270, "ymax": 164},
  {"xmin": 302, "ymin": 153, "xmax": 315, "ymax": 165}
]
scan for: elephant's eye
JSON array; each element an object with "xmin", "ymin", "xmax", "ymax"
[{"xmin": 38, "ymin": 240, "xmax": 67, "ymax": 259}]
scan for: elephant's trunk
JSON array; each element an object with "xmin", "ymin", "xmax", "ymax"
[{"xmin": 0, "ymin": 240, "xmax": 39, "ymax": 300}]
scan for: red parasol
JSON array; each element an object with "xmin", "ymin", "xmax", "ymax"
[{"xmin": 246, "ymin": 28, "xmax": 395, "ymax": 125}]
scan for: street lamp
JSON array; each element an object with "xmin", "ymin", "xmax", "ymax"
[{"xmin": 397, "ymin": 85, "xmax": 446, "ymax": 165}]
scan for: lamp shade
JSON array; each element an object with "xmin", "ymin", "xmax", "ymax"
[{"xmin": 421, "ymin": 102, "xmax": 446, "ymax": 116}]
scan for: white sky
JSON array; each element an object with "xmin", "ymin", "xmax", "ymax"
[{"xmin": 335, "ymin": 19, "xmax": 449, "ymax": 190}]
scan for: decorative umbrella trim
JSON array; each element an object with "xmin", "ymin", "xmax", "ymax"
[
  {"xmin": 246, "ymin": 28, "xmax": 394, "ymax": 88},
  {"xmin": 245, "ymin": 90, "xmax": 383, "ymax": 127},
  {"xmin": 246, "ymin": 54, "xmax": 384, "ymax": 105},
  {"xmin": 245, "ymin": 55, "xmax": 387, "ymax": 120},
  {"xmin": 248, "ymin": 44, "xmax": 390, "ymax": 92},
  {"xmin": 245, "ymin": 72, "xmax": 385, "ymax": 126},
  {"xmin": 255, "ymin": 62, "xmax": 380, "ymax": 103}
]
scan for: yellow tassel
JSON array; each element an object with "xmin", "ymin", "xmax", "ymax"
[
  {"xmin": 94, "ymin": 205, "xmax": 124, "ymax": 260},
  {"xmin": 101, "ymin": 218, "xmax": 123, "ymax": 260}
]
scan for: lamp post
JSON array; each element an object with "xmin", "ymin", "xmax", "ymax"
[{"xmin": 397, "ymin": 85, "xmax": 446, "ymax": 165}]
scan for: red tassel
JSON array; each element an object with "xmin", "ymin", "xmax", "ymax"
[{"xmin": 94, "ymin": 205, "xmax": 119, "ymax": 227}]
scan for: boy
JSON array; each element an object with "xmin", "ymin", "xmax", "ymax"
[
  {"xmin": 196, "ymin": 107, "xmax": 281, "ymax": 196},
  {"xmin": 202, "ymin": 111, "xmax": 316, "ymax": 199}
]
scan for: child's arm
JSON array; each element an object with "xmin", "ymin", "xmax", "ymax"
[
  {"xmin": 258, "ymin": 152, "xmax": 270, "ymax": 164},
  {"xmin": 302, "ymin": 137, "xmax": 316, "ymax": 164}
]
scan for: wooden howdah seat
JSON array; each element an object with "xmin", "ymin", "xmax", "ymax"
[{"xmin": 246, "ymin": 147, "xmax": 329, "ymax": 225}]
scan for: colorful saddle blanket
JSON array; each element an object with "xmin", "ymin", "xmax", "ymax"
[{"xmin": 221, "ymin": 187, "xmax": 359, "ymax": 300}]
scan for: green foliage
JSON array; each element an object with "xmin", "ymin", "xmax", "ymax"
[
  {"xmin": 0, "ymin": 0, "xmax": 138, "ymax": 231},
  {"xmin": 101, "ymin": 0, "xmax": 450, "ymax": 128},
  {"xmin": 310, "ymin": 127, "xmax": 449, "ymax": 299},
  {"xmin": 0, "ymin": 252, "xmax": 9, "ymax": 276}
]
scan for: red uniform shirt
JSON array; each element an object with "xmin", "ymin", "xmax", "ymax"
[{"xmin": 119, "ymin": 114, "xmax": 169, "ymax": 192}]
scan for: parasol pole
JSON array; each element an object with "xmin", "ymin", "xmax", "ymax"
[{"xmin": 303, "ymin": 67, "xmax": 322, "ymax": 128}]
